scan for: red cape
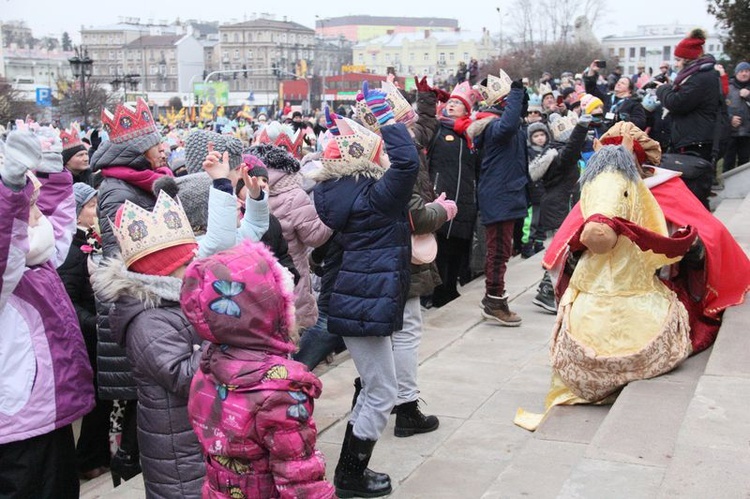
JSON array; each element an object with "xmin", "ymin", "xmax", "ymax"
[{"xmin": 544, "ymin": 177, "xmax": 750, "ymax": 353}]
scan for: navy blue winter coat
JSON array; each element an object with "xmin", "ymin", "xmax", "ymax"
[
  {"xmin": 469, "ymin": 87, "xmax": 530, "ymax": 225},
  {"xmin": 311, "ymin": 123, "xmax": 419, "ymax": 337}
]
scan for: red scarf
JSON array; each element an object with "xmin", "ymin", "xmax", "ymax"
[{"xmin": 100, "ymin": 166, "xmax": 173, "ymax": 192}]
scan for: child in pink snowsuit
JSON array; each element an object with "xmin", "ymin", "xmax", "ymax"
[{"xmin": 182, "ymin": 241, "xmax": 335, "ymax": 499}]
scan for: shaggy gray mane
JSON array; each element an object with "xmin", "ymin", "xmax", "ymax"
[{"xmin": 580, "ymin": 145, "xmax": 641, "ymax": 186}]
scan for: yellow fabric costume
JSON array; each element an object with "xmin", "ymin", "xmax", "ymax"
[{"xmin": 515, "ymin": 143, "xmax": 693, "ymax": 431}]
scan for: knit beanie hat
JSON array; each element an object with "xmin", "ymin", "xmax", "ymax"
[
  {"xmin": 674, "ymin": 29, "xmax": 706, "ymax": 60},
  {"xmin": 246, "ymin": 143, "xmax": 300, "ymax": 173},
  {"xmin": 580, "ymin": 94, "xmax": 604, "ymax": 115},
  {"xmin": 153, "ymin": 172, "xmax": 212, "ymax": 235},
  {"xmin": 73, "ymin": 182, "xmax": 96, "ymax": 216},
  {"xmin": 184, "ymin": 129, "xmax": 243, "ymax": 174},
  {"xmin": 242, "ymin": 153, "xmax": 268, "ymax": 178},
  {"xmin": 735, "ymin": 61, "xmax": 750, "ymax": 75},
  {"xmin": 527, "ymin": 122, "xmax": 550, "ymax": 144},
  {"xmin": 180, "ymin": 241, "xmax": 297, "ymax": 355}
]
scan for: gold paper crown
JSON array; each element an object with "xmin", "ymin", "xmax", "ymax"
[
  {"xmin": 322, "ymin": 116, "xmax": 383, "ymax": 167},
  {"xmin": 537, "ymin": 82, "xmax": 553, "ymax": 97},
  {"xmin": 382, "ymin": 81, "xmax": 415, "ymax": 124},
  {"xmin": 111, "ymin": 191, "xmax": 196, "ymax": 268},
  {"xmin": 548, "ymin": 113, "xmax": 579, "ymax": 141},
  {"xmin": 474, "ymin": 70, "xmax": 513, "ymax": 105}
]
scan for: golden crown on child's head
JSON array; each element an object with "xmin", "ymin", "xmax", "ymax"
[
  {"xmin": 474, "ymin": 69, "xmax": 513, "ymax": 106},
  {"xmin": 323, "ymin": 116, "xmax": 383, "ymax": 167},
  {"xmin": 111, "ymin": 191, "xmax": 196, "ymax": 268}
]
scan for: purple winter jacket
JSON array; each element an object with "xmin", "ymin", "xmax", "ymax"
[{"xmin": 0, "ymin": 171, "xmax": 94, "ymax": 444}]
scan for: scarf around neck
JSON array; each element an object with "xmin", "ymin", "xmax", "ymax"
[
  {"xmin": 673, "ymin": 55, "xmax": 716, "ymax": 89},
  {"xmin": 100, "ymin": 166, "xmax": 173, "ymax": 192}
]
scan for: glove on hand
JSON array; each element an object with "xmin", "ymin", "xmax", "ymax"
[
  {"xmin": 430, "ymin": 192, "xmax": 458, "ymax": 221},
  {"xmin": 35, "ymin": 126, "xmax": 64, "ymax": 174},
  {"xmin": 577, "ymin": 113, "xmax": 593, "ymax": 128},
  {"xmin": 415, "ymin": 76, "xmax": 432, "ymax": 93},
  {"xmin": 2, "ymin": 130, "xmax": 42, "ymax": 188},
  {"xmin": 357, "ymin": 81, "xmax": 394, "ymax": 126},
  {"xmin": 511, "ymin": 79, "xmax": 524, "ymax": 90}
]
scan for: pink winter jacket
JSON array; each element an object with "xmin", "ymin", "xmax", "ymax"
[
  {"xmin": 188, "ymin": 346, "xmax": 335, "ymax": 499},
  {"xmin": 267, "ymin": 169, "xmax": 332, "ymax": 330}
]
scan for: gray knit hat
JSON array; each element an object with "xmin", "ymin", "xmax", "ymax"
[
  {"xmin": 153, "ymin": 171, "xmax": 212, "ymax": 235},
  {"xmin": 527, "ymin": 122, "xmax": 551, "ymax": 143},
  {"xmin": 73, "ymin": 182, "xmax": 97, "ymax": 216},
  {"xmin": 184, "ymin": 130, "xmax": 243, "ymax": 174}
]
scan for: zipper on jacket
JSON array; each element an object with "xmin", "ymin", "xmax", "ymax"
[
  {"xmin": 433, "ymin": 172, "xmax": 440, "ymax": 195},
  {"xmin": 447, "ymin": 141, "xmax": 463, "ymax": 239}
]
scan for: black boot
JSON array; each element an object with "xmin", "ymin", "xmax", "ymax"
[
  {"xmin": 352, "ymin": 377, "xmax": 362, "ymax": 411},
  {"xmin": 334, "ymin": 433, "xmax": 391, "ymax": 498},
  {"xmin": 394, "ymin": 400, "xmax": 439, "ymax": 437},
  {"xmin": 109, "ymin": 449, "xmax": 141, "ymax": 487}
]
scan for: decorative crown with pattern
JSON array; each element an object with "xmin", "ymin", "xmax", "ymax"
[
  {"xmin": 111, "ymin": 190, "xmax": 196, "ymax": 268},
  {"xmin": 474, "ymin": 70, "xmax": 513, "ymax": 106},
  {"xmin": 59, "ymin": 122, "xmax": 83, "ymax": 151},
  {"xmin": 537, "ymin": 82, "xmax": 553, "ymax": 98},
  {"xmin": 100, "ymin": 97, "xmax": 159, "ymax": 144},
  {"xmin": 322, "ymin": 115, "xmax": 383, "ymax": 167},
  {"xmin": 355, "ymin": 81, "xmax": 415, "ymax": 130},
  {"xmin": 257, "ymin": 125, "xmax": 306, "ymax": 159},
  {"xmin": 548, "ymin": 113, "xmax": 579, "ymax": 142}
]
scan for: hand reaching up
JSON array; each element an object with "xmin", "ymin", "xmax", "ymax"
[{"xmin": 202, "ymin": 142, "xmax": 230, "ymax": 180}]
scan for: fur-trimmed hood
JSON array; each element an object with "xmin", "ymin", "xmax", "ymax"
[
  {"xmin": 93, "ymin": 256, "xmax": 184, "ymax": 347},
  {"xmin": 305, "ymin": 158, "xmax": 386, "ymax": 183}
]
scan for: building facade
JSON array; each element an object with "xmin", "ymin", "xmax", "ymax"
[
  {"xmin": 353, "ymin": 29, "xmax": 495, "ymax": 82},
  {"xmin": 316, "ymin": 16, "xmax": 458, "ymax": 43},
  {"xmin": 601, "ymin": 24, "xmax": 726, "ymax": 77}
]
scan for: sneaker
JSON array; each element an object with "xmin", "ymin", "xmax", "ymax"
[
  {"xmin": 533, "ymin": 278, "xmax": 557, "ymax": 314},
  {"xmin": 481, "ymin": 294, "xmax": 522, "ymax": 326},
  {"xmin": 520, "ymin": 243, "xmax": 534, "ymax": 259},
  {"xmin": 533, "ymin": 241, "xmax": 545, "ymax": 255}
]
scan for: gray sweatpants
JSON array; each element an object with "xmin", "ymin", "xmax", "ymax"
[
  {"xmin": 344, "ymin": 335, "xmax": 398, "ymax": 441},
  {"xmin": 392, "ymin": 297, "xmax": 423, "ymax": 405}
]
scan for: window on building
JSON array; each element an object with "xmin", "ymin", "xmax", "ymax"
[
  {"xmin": 247, "ymin": 49, "xmax": 253, "ymax": 59},
  {"xmin": 234, "ymin": 32, "xmax": 239, "ymax": 42},
  {"xmin": 663, "ymin": 46, "xmax": 671, "ymax": 60},
  {"xmin": 109, "ymin": 51, "xmax": 115, "ymax": 60},
  {"xmin": 628, "ymin": 65, "xmax": 634, "ymax": 75},
  {"xmin": 150, "ymin": 81, "xmax": 157, "ymax": 90},
  {"xmin": 449, "ymin": 52, "xmax": 455, "ymax": 61},
  {"xmin": 709, "ymin": 44, "xmax": 714, "ymax": 52},
  {"xmin": 371, "ymin": 53, "xmax": 376, "ymax": 63},
  {"xmin": 629, "ymin": 47, "xmax": 635, "ymax": 60},
  {"xmin": 639, "ymin": 47, "xmax": 646, "ymax": 59},
  {"xmin": 463, "ymin": 52, "xmax": 469, "ymax": 61},
  {"xmin": 439, "ymin": 53, "xmax": 445, "ymax": 65},
  {"xmin": 150, "ymin": 66, "xmax": 158, "ymax": 75},
  {"xmin": 410, "ymin": 52, "xmax": 415, "ymax": 62},
  {"xmin": 234, "ymin": 49, "xmax": 240, "ymax": 60},
  {"xmin": 170, "ymin": 65, "xmax": 176, "ymax": 75},
  {"xmin": 222, "ymin": 33, "xmax": 228, "ymax": 42},
  {"xmin": 423, "ymin": 52, "xmax": 429, "ymax": 61},
  {"xmin": 609, "ymin": 47, "xmax": 615, "ymax": 57},
  {"xmin": 618, "ymin": 47, "xmax": 625, "ymax": 59},
  {"xmin": 358, "ymin": 54, "xmax": 364, "ymax": 63}
]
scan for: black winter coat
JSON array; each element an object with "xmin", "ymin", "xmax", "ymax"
[
  {"xmin": 58, "ymin": 228, "xmax": 98, "ymax": 360},
  {"xmin": 727, "ymin": 78, "xmax": 750, "ymax": 137},
  {"xmin": 656, "ymin": 62, "xmax": 721, "ymax": 149},
  {"xmin": 539, "ymin": 123, "xmax": 589, "ymax": 232},
  {"xmin": 96, "ymin": 175, "xmax": 156, "ymax": 400},
  {"xmin": 311, "ymin": 123, "xmax": 419, "ymax": 337},
  {"xmin": 584, "ymin": 73, "xmax": 647, "ymax": 131},
  {"xmin": 261, "ymin": 213, "xmax": 301, "ymax": 285},
  {"xmin": 412, "ymin": 90, "xmax": 479, "ymax": 241}
]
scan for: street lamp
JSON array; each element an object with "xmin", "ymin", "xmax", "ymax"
[{"xmin": 69, "ymin": 46, "xmax": 94, "ymax": 125}]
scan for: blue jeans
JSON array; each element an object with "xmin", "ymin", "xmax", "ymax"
[{"xmin": 293, "ymin": 312, "xmax": 346, "ymax": 371}]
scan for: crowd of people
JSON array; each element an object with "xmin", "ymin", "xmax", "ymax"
[{"xmin": 0, "ymin": 27, "xmax": 749, "ymax": 499}]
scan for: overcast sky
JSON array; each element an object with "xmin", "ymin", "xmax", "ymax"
[{"xmin": 4, "ymin": 0, "xmax": 717, "ymax": 43}]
